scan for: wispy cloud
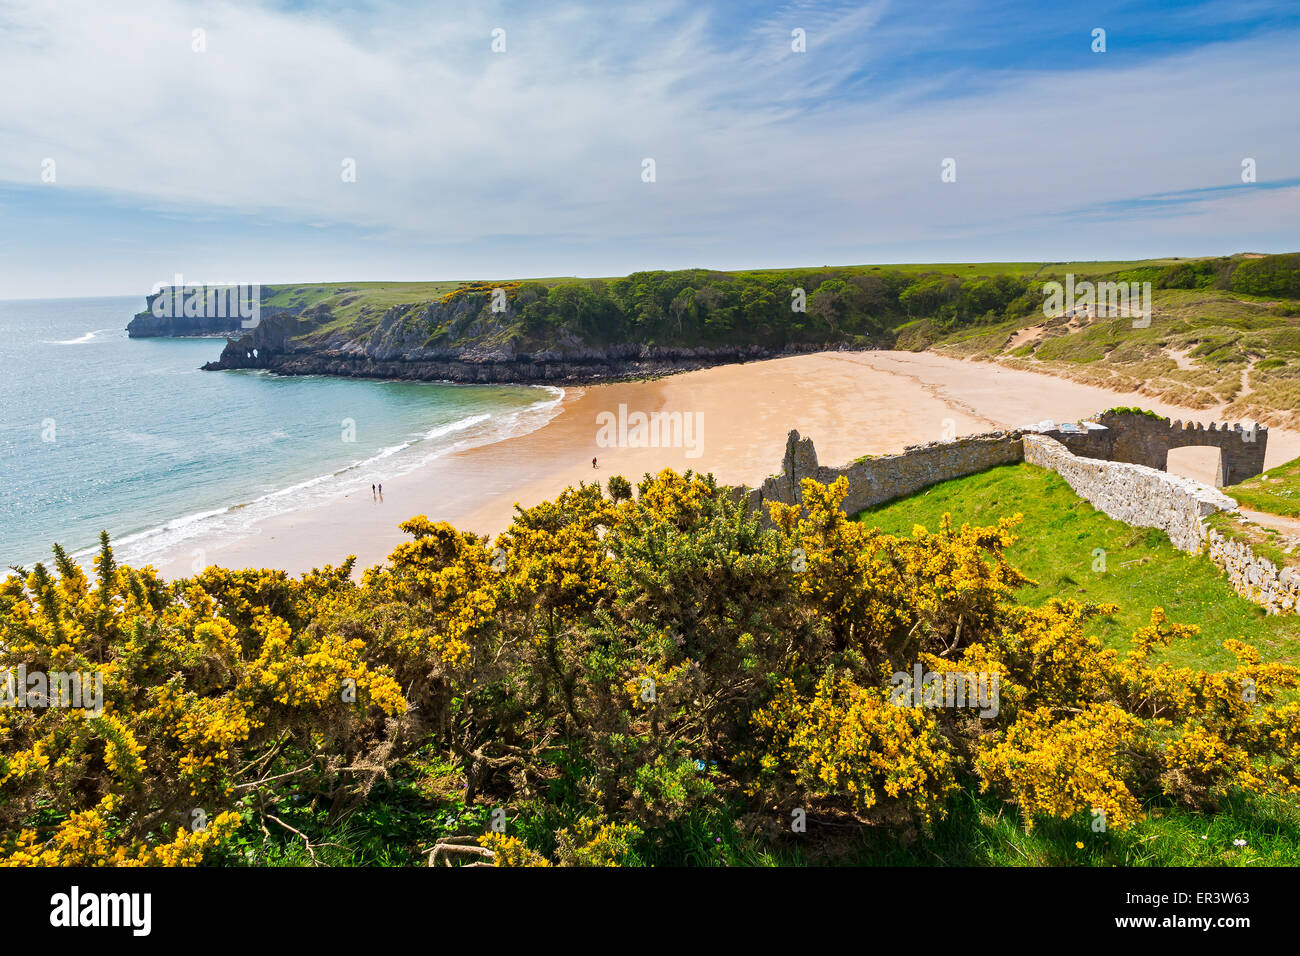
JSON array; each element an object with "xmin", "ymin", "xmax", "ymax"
[
  {"xmin": 0, "ymin": 0, "xmax": 1296, "ymax": 297},
  {"xmin": 1080, "ymin": 178, "xmax": 1300, "ymax": 221}
]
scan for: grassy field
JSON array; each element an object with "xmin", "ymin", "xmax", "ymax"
[
  {"xmin": 1226, "ymin": 456, "xmax": 1300, "ymax": 517},
  {"xmin": 261, "ymin": 281, "xmax": 465, "ymax": 336},
  {"xmin": 855, "ymin": 462, "xmax": 1300, "ymax": 668},
  {"xmin": 738, "ymin": 258, "xmax": 1190, "ymax": 280}
]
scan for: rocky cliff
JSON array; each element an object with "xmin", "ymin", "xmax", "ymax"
[
  {"xmin": 126, "ymin": 286, "xmax": 312, "ymax": 337},
  {"xmin": 203, "ymin": 317, "xmax": 840, "ymax": 382},
  {"xmin": 127, "ymin": 290, "xmax": 245, "ymax": 337},
  {"xmin": 197, "ymin": 291, "xmax": 853, "ymax": 384}
]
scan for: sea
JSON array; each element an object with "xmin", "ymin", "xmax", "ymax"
[{"xmin": 0, "ymin": 296, "xmax": 562, "ymax": 571}]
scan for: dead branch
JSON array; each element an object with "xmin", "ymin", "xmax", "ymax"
[
  {"xmin": 429, "ymin": 841, "xmax": 495, "ymax": 867},
  {"xmin": 264, "ymin": 812, "xmax": 322, "ymax": 866}
]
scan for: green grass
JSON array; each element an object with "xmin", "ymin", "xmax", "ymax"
[
  {"xmin": 1225, "ymin": 455, "xmax": 1300, "ymax": 518},
  {"xmin": 223, "ymin": 782, "xmax": 1300, "ymax": 867},
  {"xmin": 261, "ymin": 282, "xmax": 464, "ymax": 335},
  {"xmin": 1205, "ymin": 511, "xmax": 1296, "ymax": 572},
  {"xmin": 760, "ymin": 788, "xmax": 1300, "ymax": 866},
  {"xmin": 855, "ymin": 463, "xmax": 1300, "ymax": 667},
  {"xmin": 738, "ymin": 258, "xmax": 1190, "ymax": 280},
  {"xmin": 643, "ymin": 787, "xmax": 1300, "ymax": 866}
]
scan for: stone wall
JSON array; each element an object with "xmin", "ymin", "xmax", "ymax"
[
  {"xmin": 738, "ymin": 420, "xmax": 1296, "ymax": 616},
  {"xmin": 1022, "ymin": 433, "xmax": 1236, "ymax": 552},
  {"xmin": 1205, "ymin": 527, "xmax": 1300, "ymax": 615},
  {"xmin": 1023, "ymin": 432, "xmax": 1300, "ymax": 614},
  {"xmin": 737, "ymin": 429, "xmax": 1024, "ymax": 517},
  {"xmin": 1045, "ymin": 410, "xmax": 1268, "ymax": 487}
]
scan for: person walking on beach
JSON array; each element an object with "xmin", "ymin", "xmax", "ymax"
[{"xmin": 592, "ymin": 457, "xmax": 597, "ymax": 469}]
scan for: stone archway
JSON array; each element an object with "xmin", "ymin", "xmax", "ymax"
[
  {"xmin": 1093, "ymin": 410, "xmax": 1267, "ymax": 487},
  {"xmin": 1166, "ymin": 445, "xmax": 1225, "ymax": 487},
  {"xmin": 1040, "ymin": 409, "xmax": 1268, "ymax": 490}
]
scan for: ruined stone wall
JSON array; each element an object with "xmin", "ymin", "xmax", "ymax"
[
  {"xmin": 738, "ymin": 417, "xmax": 1292, "ymax": 615},
  {"xmin": 1022, "ymin": 433, "xmax": 1236, "ymax": 552},
  {"xmin": 1085, "ymin": 410, "xmax": 1267, "ymax": 486},
  {"xmin": 737, "ymin": 429, "xmax": 1023, "ymax": 517},
  {"xmin": 1037, "ymin": 423, "xmax": 1113, "ymax": 460},
  {"xmin": 1205, "ymin": 528, "xmax": 1300, "ymax": 615}
]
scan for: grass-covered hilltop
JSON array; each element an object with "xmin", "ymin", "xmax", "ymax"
[
  {"xmin": 3, "ymin": 467, "xmax": 1298, "ymax": 867},
  {"xmin": 131, "ymin": 253, "xmax": 1300, "ymax": 426}
]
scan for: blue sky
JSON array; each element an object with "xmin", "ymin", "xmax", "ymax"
[{"xmin": 0, "ymin": 0, "xmax": 1297, "ymax": 299}]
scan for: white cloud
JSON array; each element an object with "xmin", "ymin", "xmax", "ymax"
[{"xmin": 0, "ymin": 0, "xmax": 1296, "ymax": 296}]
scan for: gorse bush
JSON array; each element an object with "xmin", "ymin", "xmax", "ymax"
[{"xmin": 2, "ymin": 475, "xmax": 1297, "ymax": 866}]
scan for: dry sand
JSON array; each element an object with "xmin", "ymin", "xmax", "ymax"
[{"xmin": 149, "ymin": 351, "xmax": 1300, "ymax": 578}]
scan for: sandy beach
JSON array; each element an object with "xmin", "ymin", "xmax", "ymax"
[{"xmin": 148, "ymin": 351, "xmax": 1300, "ymax": 578}]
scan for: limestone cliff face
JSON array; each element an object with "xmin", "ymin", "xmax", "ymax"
[
  {"xmin": 200, "ymin": 297, "xmax": 845, "ymax": 384},
  {"xmin": 126, "ymin": 289, "xmax": 301, "ymax": 338},
  {"xmin": 127, "ymin": 310, "xmax": 243, "ymax": 337}
]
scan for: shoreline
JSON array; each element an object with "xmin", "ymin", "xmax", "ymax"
[
  {"xmin": 131, "ymin": 350, "xmax": 1300, "ymax": 579},
  {"xmin": 71, "ymin": 382, "xmax": 567, "ymax": 574}
]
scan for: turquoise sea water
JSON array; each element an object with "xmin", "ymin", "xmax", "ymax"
[{"xmin": 0, "ymin": 297, "xmax": 559, "ymax": 570}]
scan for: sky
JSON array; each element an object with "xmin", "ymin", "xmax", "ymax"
[{"xmin": 0, "ymin": 0, "xmax": 1297, "ymax": 299}]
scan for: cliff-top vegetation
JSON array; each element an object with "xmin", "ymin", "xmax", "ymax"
[{"xmin": 171, "ymin": 253, "xmax": 1300, "ymax": 424}]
